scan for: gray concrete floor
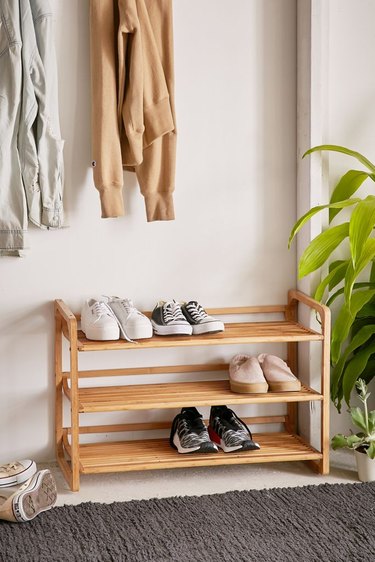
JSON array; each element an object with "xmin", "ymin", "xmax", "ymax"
[{"xmin": 39, "ymin": 450, "xmax": 358, "ymax": 507}]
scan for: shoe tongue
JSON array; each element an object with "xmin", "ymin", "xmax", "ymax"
[{"xmin": 181, "ymin": 407, "xmax": 201, "ymax": 418}]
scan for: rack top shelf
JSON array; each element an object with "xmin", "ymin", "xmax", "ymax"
[
  {"xmin": 55, "ymin": 293, "xmax": 328, "ymax": 352},
  {"xmin": 71, "ymin": 321, "xmax": 323, "ymax": 351}
]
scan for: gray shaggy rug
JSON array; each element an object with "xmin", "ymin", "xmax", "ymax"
[{"xmin": 0, "ymin": 482, "xmax": 374, "ymax": 561}]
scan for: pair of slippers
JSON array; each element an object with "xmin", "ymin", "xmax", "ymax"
[{"xmin": 229, "ymin": 354, "xmax": 301, "ymax": 394}]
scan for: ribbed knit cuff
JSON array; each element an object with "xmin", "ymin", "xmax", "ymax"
[
  {"xmin": 144, "ymin": 192, "xmax": 175, "ymax": 222},
  {"xmin": 143, "ymin": 97, "xmax": 174, "ymax": 148},
  {"xmin": 99, "ymin": 187, "xmax": 124, "ymax": 218}
]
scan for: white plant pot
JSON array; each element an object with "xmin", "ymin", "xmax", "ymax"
[{"xmin": 354, "ymin": 449, "xmax": 375, "ymax": 482}]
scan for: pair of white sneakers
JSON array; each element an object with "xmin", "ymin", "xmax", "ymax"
[
  {"xmin": 81, "ymin": 297, "xmax": 153, "ymax": 341},
  {"xmin": 0, "ymin": 460, "xmax": 57, "ymax": 523}
]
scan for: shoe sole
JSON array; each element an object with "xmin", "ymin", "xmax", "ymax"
[
  {"xmin": 151, "ymin": 321, "xmax": 193, "ymax": 336},
  {"xmin": 267, "ymin": 380, "xmax": 301, "ymax": 392},
  {"xmin": 191, "ymin": 322, "xmax": 225, "ymax": 335},
  {"xmin": 120, "ymin": 326, "xmax": 153, "ymax": 340},
  {"xmin": 81, "ymin": 326, "xmax": 120, "ymax": 341},
  {"xmin": 0, "ymin": 460, "xmax": 37, "ymax": 488},
  {"xmin": 208, "ymin": 427, "xmax": 260, "ymax": 453},
  {"xmin": 230, "ymin": 381, "xmax": 269, "ymax": 394},
  {"xmin": 13, "ymin": 470, "xmax": 57, "ymax": 522},
  {"xmin": 172, "ymin": 432, "xmax": 218, "ymax": 454}
]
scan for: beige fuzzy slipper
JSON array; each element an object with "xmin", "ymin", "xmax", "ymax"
[
  {"xmin": 258, "ymin": 354, "xmax": 301, "ymax": 392},
  {"xmin": 229, "ymin": 354, "xmax": 269, "ymax": 393}
]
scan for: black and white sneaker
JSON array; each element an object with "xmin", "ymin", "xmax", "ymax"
[
  {"xmin": 170, "ymin": 407, "xmax": 219, "ymax": 454},
  {"xmin": 181, "ymin": 301, "xmax": 225, "ymax": 335},
  {"xmin": 151, "ymin": 300, "xmax": 193, "ymax": 336},
  {"xmin": 208, "ymin": 405, "xmax": 260, "ymax": 453}
]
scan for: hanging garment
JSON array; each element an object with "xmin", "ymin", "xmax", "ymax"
[
  {"xmin": 90, "ymin": 0, "xmax": 176, "ymax": 222},
  {"xmin": 0, "ymin": 0, "xmax": 64, "ymax": 256}
]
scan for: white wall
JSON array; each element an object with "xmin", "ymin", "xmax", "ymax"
[
  {"xmin": 0, "ymin": 0, "xmax": 297, "ymax": 462},
  {"xmin": 296, "ymin": 0, "xmax": 375, "ymax": 439},
  {"xmin": 326, "ymin": 0, "xmax": 375, "ymax": 434}
]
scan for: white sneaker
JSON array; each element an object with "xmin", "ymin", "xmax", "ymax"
[
  {"xmin": 81, "ymin": 298, "xmax": 120, "ymax": 341},
  {"xmin": 0, "ymin": 460, "xmax": 37, "ymax": 488},
  {"xmin": 106, "ymin": 297, "xmax": 153, "ymax": 340}
]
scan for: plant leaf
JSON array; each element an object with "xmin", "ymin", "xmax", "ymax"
[
  {"xmin": 350, "ymin": 407, "xmax": 368, "ymax": 432},
  {"xmin": 298, "ymin": 223, "xmax": 349, "ymax": 279},
  {"xmin": 331, "ymin": 289, "xmax": 375, "ymax": 364},
  {"xmin": 370, "ymin": 260, "xmax": 375, "ymax": 283},
  {"xmin": 329, "ymin": 171, "xmax": 373, "ymax": 222},
  {"xmin": 345, "ymin": 239, "xmax": 375, "ymax": 303},
  {"xmin": 349, "ymin": 196, "xmax": 375, "ymax": 266},
  {"xmin": 288, "ymin": 200, "xmax": 358, "ymax": 249},
  {"xmin": 368, "ymin": 411, "xmax": 375, "ymax": 434},
  {"xmin": 314, "ymin": 261, "xmax": 349, "ymax": 302},
  {"xmin": 367, "ymin": 441, "xmax": 375, "ymax": 459},
  {"xmin": 327, "ymin": 283, "xmax": 375, "ymax": 308},
  {"xmin": 342, "ymin": 341, "xmax": 375, "ymax": 406},
  {"xmin": 303, "ymin": 145, "xmax": 375, "ymax": 173},
  {"xmin": 331, "ymin": 324, "xmax": 375, "ymax": 401},
  {"xmin": 331, "ymin": 434, "xmax": 349, "ymax": 449}
]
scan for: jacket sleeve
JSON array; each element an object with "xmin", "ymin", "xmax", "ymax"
[
  {"xmin": 118, "ymin": 0, "xmax": 174, "ymax": 167},
  {"xmin": 28, "ymin": 2, "xmax": 65, "ymax": 228},
  {"xmin": 90, "ymin": 0, "xmax": 124, "ymax": 218}
]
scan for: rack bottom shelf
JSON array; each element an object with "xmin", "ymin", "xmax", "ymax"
[{"xmin": 63, "ymin": 432, "xmax": 323, "ymax": 474}]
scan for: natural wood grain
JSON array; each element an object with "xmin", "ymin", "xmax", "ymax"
[
  {"xmin": 54, "ymin": 290, "xmax": 330, "ymax": 490},
  {"xmin": 72, "ymin": 434, "xmax": 322, "ymax": 474},
  {"xmin": 65, "ymin": 416, "xmax": 287, "ymax": 435},
  {"xmin": 65, "ymin": 380, "xmax": 322, "ymax": 413},
  {"xmin": 74, "ymin": 321, "xmax": 323, "ymax": 352},
  {"xmin": 63, "ymin": 363, "xmax": 229, "ymax": 379}
]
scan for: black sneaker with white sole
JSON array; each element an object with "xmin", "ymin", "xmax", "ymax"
[
  {"xmin": 181, "ymin": 301, "xmax": 225, "ymax": 335},
  {"xmin": 208, "ymin": 405, "xmax": 260, "ymax": 453},
  {"xmin": 170, "ymin": 407, "xmax": 218, "ymax": 454},
  {"xmin": 151, "ymin": 300, "xmax": 193, "ymax": 336}
]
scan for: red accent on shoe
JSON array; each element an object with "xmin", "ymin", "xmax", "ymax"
[{"xmin": 208, "ymin": 426, "xmax": 221, "ymax": 445}]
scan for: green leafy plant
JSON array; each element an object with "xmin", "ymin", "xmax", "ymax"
[
  {"xmin": 331, "ymin": 379, "xmax": 375, "ymax": 459},
  {"xmin": 289, "ymin": 145, "xmax": 375, "ymax": 411}
]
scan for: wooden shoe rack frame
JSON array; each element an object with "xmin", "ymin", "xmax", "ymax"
[{"xmin": 55, "ymin": 289, "xmax": 330, "ymax": 492}]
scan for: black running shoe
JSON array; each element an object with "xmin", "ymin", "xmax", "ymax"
[
  {"xmin": 170, "ymin": 407, "xmax": 218, "ymax": 454},
  {"xmin": 208, "ymin": 405, "xmax": 260, "ymax": 452}
]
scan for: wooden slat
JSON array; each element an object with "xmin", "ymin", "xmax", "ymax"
[
  {"xmin": 72, "ymin": 434, "xmax": 322, "ymax": 474},
  {"xmin": 65, "ymin": 415, "xmax": 287, "ymax": 435},
  {"xmin": 63, "ymin": 363, "xmax": 229, "ymax": 379},
  {"xmin": 66, "ymin": 380, "xmax": 322, "ymax": 412},
  {"xmin": 74, "ymin": 321, "xmax": 323, "ymax": 352}
]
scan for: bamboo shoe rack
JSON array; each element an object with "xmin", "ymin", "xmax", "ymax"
[{"xmin": 54, "ymin": 289, "xmax": 330, "ymax": 491}]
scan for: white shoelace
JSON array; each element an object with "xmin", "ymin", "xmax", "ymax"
[
  {"xmin": 0, "ymin": 462, "xmax": 19, "ymax": 473},
  {"xmin": 92, "ymin": 301, "xmax": 114, "ymax": 321},
  {"xmin": 103, "ymin": 297, "xmax": 139, "ymax": 343},
  {"xmin": 111, "ymin": 298, "xmax": 144, "ymax": 318},
  {"xmin": 185, "ymin": 302, "xmax": 208, "ymax": 323},
  {"xmin": 163, "ymin": 301, "xmax": 186, "ymax": 323}
]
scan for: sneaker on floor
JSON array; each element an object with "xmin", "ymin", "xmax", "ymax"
[
  {"xmin": 106, "ymin": 297, "xmax": 153, "ymax": 340},
  {"xmin": 258, "ymin": 354, "xmax": 301, "ymax": 391},
  {"xmin": 0, "ymin": 460, "xmax": 37, "ymax": 488},
  {"xmin": 180, "ymin": 301, "xmax": 225, "ymax": 335},
  {"xmin": 0, "ymin": 469, "xmax": 57, "ymax": 523},
  {"xmin": 229, "ymin": 355, "xmax": 269, "ymax": 394},
  {"xmin": 208, "ymin": 405, "xmax": 260, "ymax": 453},
  {"xmin": 170, "ymin": 407, "xmax": 218, "ymax": 454},
  {"xmin": 81, "ymin": 298, "xmax": 120, "ymax": 341},
  {"xmin": 151, "ymin": 300, "xmax": 193, "ymax": 336}
]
